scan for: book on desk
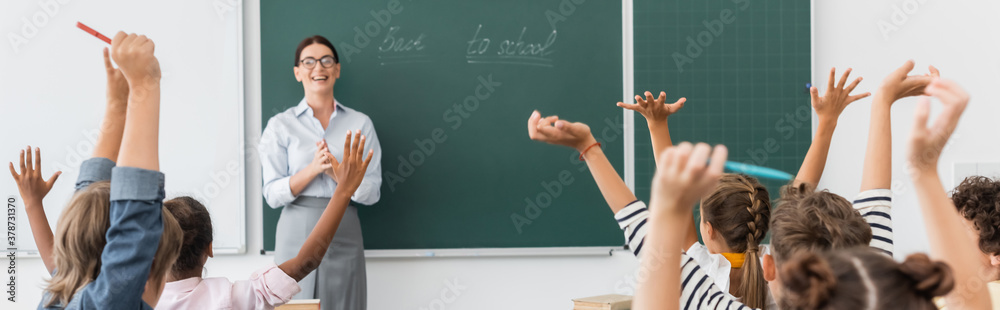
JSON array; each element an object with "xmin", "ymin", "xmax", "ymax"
[{"xmin": 572, "ymin": 294, "xmax": 632, "ymax": 310}]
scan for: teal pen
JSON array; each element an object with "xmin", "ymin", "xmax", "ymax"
[{"xmin": 723, "ymin": 161, "xmax": 794, "ymax": 181}]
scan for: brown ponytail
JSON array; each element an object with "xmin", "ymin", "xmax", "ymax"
[
  {"xmin": 899, "ymin": 253, "xmax": 955, "ymax": 298},
  {"xmin": 702, "ymin": 174, "xmax": 771, "ymax": 309},
  {"xmin": 779, "ymin": 251, "xmax": 838, "ymax": 310}
]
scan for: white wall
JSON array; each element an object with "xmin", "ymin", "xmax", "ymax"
[
  {"xmin": 5, "ymin": 0, "xmax": 999, "ymax": 309},
  {"xmin": 814, "ymin": 0, "xmax": 1000, "ymax": 258}
]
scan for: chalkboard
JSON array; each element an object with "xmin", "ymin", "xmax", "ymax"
[
  {"xmin": 260, "ymin": 0, "xmax": 625, "ymax": 250},
  {"xmin": 632, "ymin": 0, "xmax": 812, "ymax": 231}
]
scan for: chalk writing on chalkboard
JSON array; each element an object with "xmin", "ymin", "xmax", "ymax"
[
  {"xmin": 466, "ymin": 25, "xmax": 557, "ymax": 67},
  {"xmin": 377, "ymin": 26, "xmax": 430, "ymax": 66}
]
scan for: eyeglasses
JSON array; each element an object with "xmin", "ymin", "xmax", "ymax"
[{"xmin": 299, "ymin": 56, "xmax": 337, "ymax": 69}]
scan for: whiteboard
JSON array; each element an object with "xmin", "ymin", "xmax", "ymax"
[{"xmin": 0, "ymin": 0, "xmax": 245, "ymax": 254}]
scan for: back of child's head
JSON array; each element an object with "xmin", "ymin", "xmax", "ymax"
[
  {"xmin": 701, "ymin": 173, "xmax": 771, "ymax": 309},
  {"xmin": 779, "ymin": 247, "xmax": 953, "ymax": 310},
  {"xmin": 950, "ymin": 176, "xmax": 1000, "ymax": 256},
  {"xmin": 47, "ymin": 181, "xmax": 112, "ymax": 306},
  {"xmin": 45, "ymin": 181, "xmax": 183, "ymax": 307},
  {"xmin": 163, "ymin": 196, "xmax": 213, "ymax": 278},
  {"xmin": 771, "ymin": 183, "xmax": 872, "ymax": 264}
]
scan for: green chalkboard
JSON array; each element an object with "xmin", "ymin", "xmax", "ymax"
[
  {"xmin": 261, "ymin": 0, "xmax": 625, "ymax": 251},
  {"xmin": 633, "ymin": 0, "xmax": 812, "ymax": 234}
]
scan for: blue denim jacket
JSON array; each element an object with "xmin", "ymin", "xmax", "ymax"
[{"xmin": 39, "ymin": 158, "xmax": 165, "ymax": 310}]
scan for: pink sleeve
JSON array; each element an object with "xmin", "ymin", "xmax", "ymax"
[{"xmin": 231, "ymin": 262, "xmax": 302, "ymax": 309}]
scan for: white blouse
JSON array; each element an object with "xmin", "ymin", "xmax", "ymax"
[{"xmin": 259, "ymin": 98, "xmax": 382, "ymax": 207}]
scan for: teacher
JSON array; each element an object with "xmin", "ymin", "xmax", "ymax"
[{"xmin": 259, "ymin": 35, "xmax": 382, "ymax": 310}]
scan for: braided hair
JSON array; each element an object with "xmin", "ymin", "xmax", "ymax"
[{"xmin": 702, "ymin": 174, "xmax": 772, "ymax": 309}]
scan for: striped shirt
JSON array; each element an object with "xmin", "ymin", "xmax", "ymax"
[{"xmin": 613, "ymin": 189, "xmax": 894, "ymax": 310}]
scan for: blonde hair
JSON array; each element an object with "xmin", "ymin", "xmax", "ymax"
[
  {"xmin": 149, "ymin": 208, "xmax": 183, "ymax": 294},
  {"xmin": 701, "ymin": 174, "xmax": 771, "ymax": 309},
  {"xmin": 44, "ymin": 181, "xmax": 183, "ymax": 307}
]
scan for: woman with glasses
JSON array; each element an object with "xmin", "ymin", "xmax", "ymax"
[{"xmin": 259, "ymin": 35, "xmax": 382, "ymax": 310}]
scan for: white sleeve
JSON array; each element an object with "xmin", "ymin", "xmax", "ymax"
[{"xmin": 259, "ymin": 118, "xmax": 296, "ymax": 208}]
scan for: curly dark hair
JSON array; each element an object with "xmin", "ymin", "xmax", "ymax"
[
  {"xmin": 951, "ymin": 176, "xmax": 1000, "ymax": 255},
  {"xmin": 164, "ymin": 196, "xmax": 213, "ymax": 277}
]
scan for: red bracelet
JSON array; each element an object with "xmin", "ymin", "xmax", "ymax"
[{"xmin": 579, "ymin": 142, "xmax": 602, "ymax": 161}]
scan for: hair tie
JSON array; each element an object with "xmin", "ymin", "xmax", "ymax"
[{"xmin": 721, "ymin": 252, "xmax": 746, "ymax": 267}]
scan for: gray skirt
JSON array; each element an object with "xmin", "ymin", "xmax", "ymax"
[{"xmin": 274, "ymin": 196, "xmax": 366, "ymax": 310}]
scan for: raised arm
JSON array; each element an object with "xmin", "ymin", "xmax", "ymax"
[
  {"xmin": 618, "ymin": 91, "xmax": 686, "ymax": 165},
  {"xmin": 114, "ymin": 33, "xmax": 161, "ymax": 170},
  {"xmin": 92, "ymin": 47, "xmax": 130, "ymax": 162},
  {"xmin": 280, "ymin": 131, "xmax": 373, "ymax": 281},
  {"xmin": 906, "ymin": 79, "xmax": 989, "ymax": 310},
  {"xmin": 794, "ymin": 68, "xmax": 870, "ymax": 186},
  {"xmin": 862, "ymin": 61, "xmax": 938, "ymax": 191},
  {"xmin": 73, "ymin": 48, "xmax": 130, "ymax": 192},
  {"xmin": 527, "ymin": 111, "xmax": 635, "ymax": 213},
  {"xmin": 9, "ymin": 147, "xmax": 61, "ymax": 273},
  {"xmin": 635, "ymin": 142, "xmax": 727, "ymax": 310},
  {"xmin": 85, "ymin": 32, "xmax": 166, "ymax": 308}
]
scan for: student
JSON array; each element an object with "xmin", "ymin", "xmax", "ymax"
[
  {"xmin": 777, "ymin": 247, "xmax": 954, "ymax": 310},
  {"xmin": 26, "ymin": 32, "xmax": 184, "ymax": 309},
  {"xmin": 527, "ymin": 111, "xmax": 772, "ymax": 306},
  {"xmin": 949, "ymin": 176, "xmax": 1000, "ymax": 307},
  {"xmin": 617, "ymin": 90, "xmax": 773, "ymax": 306},
  {"xmin": 906, "ymin": 78, "xmax": 993, "ymax": 309},
  {"xmin": 156, "ymin": 131, "xmax": 374, "ymax": 310},
  {"xmin": 634, "ymin": 142, "xmax": 729, "ymax": 310}
]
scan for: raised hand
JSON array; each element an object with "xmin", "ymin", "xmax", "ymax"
[
  {"xmin": 617, "ymin": 91, "xmax": 686, "ymax": 124},
  {"xmin": 104, "ymin": 47, "xmax": 129, "ymax": 106},
  {"xmin": 635, "ymin": 142, "xmax": 727, "ymax": 310},
  {"xmin": 878, "ymin": 60, "xmax": 940, "ymax": 103},
  {"xmin": 526, "ymin": 110, "xmax": 597, "ymax": 151},
  {"xmin": 110, "ymin": 31, "xmax": 161, "ymax": 86},
  {"xmin": 811, "ymin": 67, "xmax": 870, "ymax": 124},
  {"xmin": 908, "ymin": 78, "xmax": 969, "ymax": 172},
  {"xmin": 325, "ymin": 130, "xmax": 374, "ymax": 191},
  {"xmin": 9, "ymin": 146, "xmax": 61, "ymax": 209},
  {"xmin": 650, "ymin": 142, "xmax": 727, "ymax": 215}
]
